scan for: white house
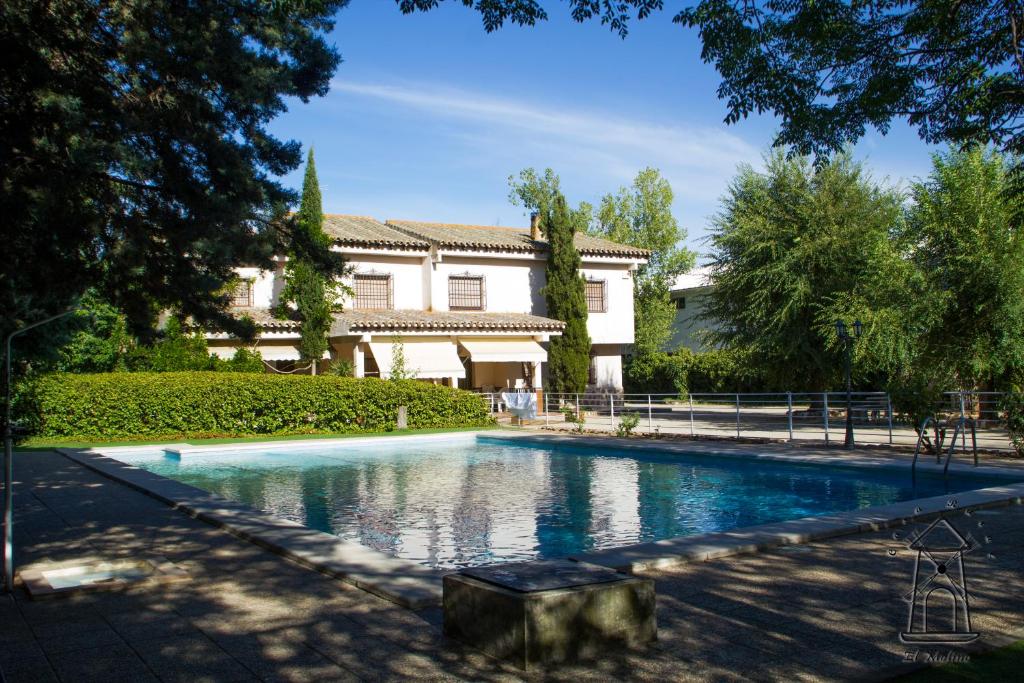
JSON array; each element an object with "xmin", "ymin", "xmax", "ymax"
[
  {"xmin": 209, "ymin": 215, "xmax": 649, "ymax": 392},
  {"xmin": 666, "ymin": 265, "xmax": 717, "ymax": 352}
]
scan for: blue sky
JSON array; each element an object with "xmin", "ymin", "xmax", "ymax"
[{"xmin": 270, "ymin": 1, "xmax": 940, "ymax": 255}]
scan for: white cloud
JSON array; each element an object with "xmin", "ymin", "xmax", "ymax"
[{"xmin": 329, "ymin": 79, "xmax": 759, "ymax": 203}]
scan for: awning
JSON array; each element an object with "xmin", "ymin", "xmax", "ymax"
[
  {"xmin": 459, "ymin": 339, "xmax": 547, "ymax": 363},
  {"xmin": 250, "ymin": 345, "xmax": 329, "ymax": 361},
  {"xmin": 367, "ymin": 340, "xmax": 466, "ymax": 379}
]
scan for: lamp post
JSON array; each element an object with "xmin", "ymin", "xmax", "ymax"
[
  {"xmin": 4, "ymin": 309, "xmax": 76, "ymax": 593},
  {"xmin": 835, "ymin": 319, "xmax": 863, "ymax": 450}
]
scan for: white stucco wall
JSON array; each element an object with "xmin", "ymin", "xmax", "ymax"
[
  {"xmin": 342, "ymin": 255, "xmax": 425, "ymax": 309},
  {"xmin": 430, "ymin": 255, "xmax": 545, "ymax": 314},
  {"xmin": 591, "ymin": 346, "xmax": 624, "ymax": 391},
  {"xmin": 237, "ymin": 265, "xmax": 281, "ymax": 308},
  {"xmin": 667, "ymin": 286, "xmax": 718, "ymax": 352},
  {"xmin": 580, "ymin": 263, "xmax": 635, "ymax": 345}
]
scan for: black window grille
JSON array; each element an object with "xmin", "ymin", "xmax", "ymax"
[
  {"xmin": 232, "ymin": 280, "xmax": 253, "ymax": 307},
  {"xmin": 448, "ymin": 275, "xmax": 485, "ymax": 310},
  {"xmin": 675, "ymin": 296, "xmax": 686, "ymax": 310},
  {"xmin": 585, "ymin": 279, "xmax": 607, "ymax": 313},
  {"xmin": 354, "ymin": 273, "xmax": 392, "ymax": 309}
]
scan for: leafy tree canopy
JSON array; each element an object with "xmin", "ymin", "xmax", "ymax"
[
  {"xmin": 903, "ymin": 147, "xmax": 1024, "ymax": 388},
  {"xmin": 57, "ymin": 299, "xmax": 264, "ymax": 374},
  {"xmin": 2, "ymin": 0, "xmax": 349, "ymax": 352},
  {"xmin": 399, "ymin": 1, "xmax": 1024, "ymax": 161},
  {"xmin": 705, "ymin": 150, "xmax": 913, "ymax": 391},
  {"xmin": 508, "ymin": 168, "xmax": 592, "ymax": 235},
  {"xmin": 591, "ymin": 168, "xmax": 696, "ymax": 356}
]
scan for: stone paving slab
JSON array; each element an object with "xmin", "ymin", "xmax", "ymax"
[
  {"xmin": 3, "ymin": 448, "xmax": 1023, "ymax": 682},
  {"xmin": 58, "ymin": 447, "xmax": 445, "ymax": 609}
]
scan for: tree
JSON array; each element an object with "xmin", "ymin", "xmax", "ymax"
[
  {"xmin": 508, "ymin": 168, "xmax": 592, "ymax": 236},
  {"xmin": 705, "ymin": 151, "xmax": 915, "ymax": 392},
  {"xmin": 591, "ymin": 168, "xmax": 696, "ymax": 356},
  {"xmin": 543, "ymin": 193, "xmax": 592, "ymax": 394},
  {"xmin": 903, "ymin": 147, "xmax": 1024, "ymax": 388},
  {"xmin": 1, "ymin": 0, "xmax": 349, "ymax": 353},
  {"xmin": 400, "ymin": 2, "xmax": 1024, "ymax": 164},
  {"xmin": 275, "ymin": 149, "xmax": 348, "ymax": 373}
]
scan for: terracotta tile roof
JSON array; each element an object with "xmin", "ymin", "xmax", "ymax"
[
  {"xmin": 229, "ymin": 308, "xmax": 300, "ymax": 330},
  {"xmin": 385, "ymin": 220, "xmax": 649, "ymax": 258},
  {"xmin": 333, "ymin": 310, "xmax": 566, "ymax": 334},
  {"xmin": 322, "ymin": 215, "xmax": 429, "ymax": 250}
]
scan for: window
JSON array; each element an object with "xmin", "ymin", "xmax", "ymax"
[
  {"xmin": 675, "ymin": 296, "xmax": 686, "ymax": 310},
  {"xmin": 448, "ymin": 274, "xmax": 485, "ymax": 310},
  {"xmin": 585, "ymin": 279, "xmax": 607, "ymax": 313},
  {"xmin": 232, "ymin": 280, "xmax": 253, "ymax": 307},
  {"xmin": 354, "ymin": 273, "xmax": 392, "ymax": 310}
]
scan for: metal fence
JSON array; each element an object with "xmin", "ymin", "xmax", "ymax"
[{"xmin": 481, "ymin": 390, "xmax": 1019, "ymax": 453}]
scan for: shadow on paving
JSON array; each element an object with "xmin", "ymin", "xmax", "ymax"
[{"xmin": 3, "ymin": 450, "xmax": 1023, "ymax": 682}]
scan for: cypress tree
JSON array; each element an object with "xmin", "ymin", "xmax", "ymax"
[
  {"xmin": 278, "ymin": 149, "xmax": 337, "ymax": 374},
  {"xmin": 544, "ymin": 193, "xmax": 592, "ymax": 394}
]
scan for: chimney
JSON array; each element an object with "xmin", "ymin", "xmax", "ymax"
[{"xmin": 530, "ymin": 212, "xmax": 541, "ymax": 241}]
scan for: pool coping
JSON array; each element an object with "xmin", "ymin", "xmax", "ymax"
[{"xmin": 55, "ymin": 431, "xmax": 1024, "ymax": 608}]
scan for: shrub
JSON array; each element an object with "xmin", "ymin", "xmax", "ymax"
[
  {"xmin": 624, "ymin": 348, "xmax": 763, "ymax": 395},
  {"xmin": 561, "ymin": 404, "xmax": 586, "ymax": 432},
  {"xmin": 1000, "ymin": 393, "xmax": 1024, "ymax": 457},
  {"xmin": 616, "ymin": 412, "xmax": 640, "ymax": 437},
  {"xmin": 20, "ymin": 372, "xmax": 493, "ymax": 440}
]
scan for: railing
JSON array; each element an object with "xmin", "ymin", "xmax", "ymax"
[{"xmin": 482, "ymin": 390, "xmax": 1019, "ymax": 453}]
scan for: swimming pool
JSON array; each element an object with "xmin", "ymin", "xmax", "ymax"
[{"xmin": 111, "ymin": 434, "xmax": 1019, "ymax": 570}]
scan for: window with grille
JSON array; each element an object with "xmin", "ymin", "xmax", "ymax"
[
  {"xmin": 675, "ymin": 296, "xmax": 686, "ymax": 310},
  {"xmin": 585, "ymin": 279, "xmax": 607, "ymax": 313},
  {"xmin": 354, "ymin": 273, "xmax": 392, "ymax": 309},
  {"xmin": 448, "ymin": 275, "xmax": 485, "ymax": 310},
  {"xmin": 232, "ymin": 280, "xmax": 253, "ymax": 307}
]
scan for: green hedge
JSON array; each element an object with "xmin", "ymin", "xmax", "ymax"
[
  {"xmin": 20, "ymin": 372, "xmax": 494, "ymax": 440},
  {"xmin": 624, "ymin": 349, "xmax": 766, "ymax": 395}
]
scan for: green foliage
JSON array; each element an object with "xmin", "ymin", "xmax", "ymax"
[
  {"xmin": 57, "ymin": 292, "xmax": 133, "ymax": 373},
  {"xmin": 903, "ymin": 148, "xmax": 1024, "ymax": 388},
  {"xmin": 507, "ymin": 168, "xmax": 592, "ymax": 236},
  {"xmin": 21, "ymin": 373, "xmax": 494, "ymax": 440},
  {"xmin": 591, "ymin": 168, "xmax": 696, "ymax": 357},
  {"xmin": 276, "ymin": 149, "xmax": 350, "ymax": 371},
  {"xmin": 616, "ymin": 412, "xmax": 640, "ymax": 437},
  {"xmin": 705, "ymin": 151, "xmax": 911, "ymax": 391},
  {"xmin": 330, "ymin": 359, "xmax": 355, "ymax": 377},
  {"xmin": 1000, "ymin": 393, "xmax": 1024, "ymax": 457},
  {"xmin": 388, "ymin": 337, "xmax": 418, "ymax": 380},
  {"xmin": 561, "ymin": 404, "xmax": 586, "ymax": 433},
  {"xmin": 2, "ymin": 0, "xmax": 349, "ymax": 349},
  {"xmin": 126, "ymin": 319, "xmax": 214, "ymax": 372},
  {"xmin": 219, "ymin": 349, "xmax": 266, "ymax": 374},
  {"xmin": 624, "ymin": 349, "xmax": 762, "ymax": 395},
  {"xmin": 57, "ymin": 300, "xmax": 264, "ymax": 374},
  {"xmin": 543, "ymin": 193, "xmax": 592, "ymax": 393}
]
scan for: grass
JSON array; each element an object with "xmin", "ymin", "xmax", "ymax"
[
  {"xmin": 16, "ymin": 424, "xmax": 499, "ymax": 451},
  {"xmin": 894, "ymin": 640, "xmax": 1024, "ymax": 681}
]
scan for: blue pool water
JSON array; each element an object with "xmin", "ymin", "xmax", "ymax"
[{"xmin": 113, "ymin": 435, "xmax": 1018, "ymax": 569}]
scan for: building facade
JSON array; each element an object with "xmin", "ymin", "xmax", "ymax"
[
  {"xmin": 209, "ymin": 215, "xmax": 648, "ymax": 391},
  {"xmin": 666, "ymin": 265, "xmax": 718, "ymax": 352}
]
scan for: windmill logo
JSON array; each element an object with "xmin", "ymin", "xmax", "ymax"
[{"xmin": 899, "ymin": 517, "xmax": 979, "ymax": 644}]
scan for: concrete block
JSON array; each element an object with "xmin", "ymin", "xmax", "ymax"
[{"xmin": 443, "ymin": 560, "xmax": 656, "ymax": 670}]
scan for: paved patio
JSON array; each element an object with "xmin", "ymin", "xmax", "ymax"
[{"xmin": 2, "ymin": 450, "xmax": 1023, "ymax": 682}]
